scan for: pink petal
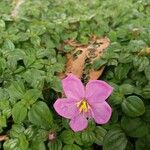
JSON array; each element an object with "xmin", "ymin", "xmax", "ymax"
[
  {"xmin": 85, "ymin": 80, "xmax": 113, "ymax": 103},
  {"xmin": 69, "ymin": 114, "xmax": 88, "ymax": 132},
  {"xmin": 91, "ymin": 102, "xmax": 112, "ymax": 124},
  {"xmin": 62, "ymin": 74, "xmax": 85, "ymax": 100},
  {"xmin": 53, "ymin": 98, "xmax": 78, "ymax": 119}
]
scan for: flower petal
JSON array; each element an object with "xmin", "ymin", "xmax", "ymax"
[
  {"xmin": 62, "ymin": 74, "xmax": 85, "ymax": 100},
  {"xmin": 53, "ymin": 98, "xmax": 78, "ymax": 119},
  {"xmin": 85, "ymin": 80, "xmax": 113, "ymax": 103},
  {"xmin": 69, "ymin": 114, "xmax": 88, "ymax": 132},
  {"xmin": 91, "ymin": 102, "xmax": 112, "ymax": 124}
]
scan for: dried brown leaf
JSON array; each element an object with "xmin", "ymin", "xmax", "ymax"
[{"xmin": 60, "ymin": 36, "xmax": 110, "ymax": 81}]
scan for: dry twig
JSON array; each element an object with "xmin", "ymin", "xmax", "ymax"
[{"xmin": 0, "ymin": 135, "xmax": 9, "ymax": 141}]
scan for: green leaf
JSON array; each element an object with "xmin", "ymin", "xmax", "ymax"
[
  {"xmin": 142, "ymin": 105, "xmax": 150, "ymax": 123},
  {"xmin": 115, "ymin": 64, "xmax": 131, "ymax": 80},
  {"xmin": 103, "ymin": 128, "xmax": 127, "ymax": 150},
  {"xmin": 23, "ymin": 69, "xmax": 45, "ymax": 89},
  {"xmin": 121, "ymin": 116, "xmax": 148, "ymax": 137},
  {"xmin": 108, "ymin": 30, "xmax": 117, "ymax": 42},
  {"xmin": 0, "ymin": 115, "xmax": 7, "ymax": 128},
  {"xmin": 121, "ymin": 96, "xmax": 145, "ymax": 117},
  {"xmin": 22, "ymin": 89, "xmax": 42, "ymax": 106},
  {"xmin": 138, "ymin": 57, "xmax": 149, "ymax": 72},
  {"xmin": 0, "ymin": 58, "xmax": 6, "ymax": 74},
  {"xmin": 31, "ymin": 36, "xmax": 41, "ymax": 47},
  {"xmin": 24, "ymin": 126, "xmax": 35, "ymax": 139},
  {"xmin": 4, "ymin": 133, "xmax": 28, "ymax": 150},
  {"xmin": 118, "ymin": 53, "xmax": 132, "ymax": 63},
  {"xmin": 63, "ymin": 144, "xmax": 81, "ymax": 150},
  {"xmin": 7, "ymin": 80, "xmax": 25, "ymax": 100},
  {"xmin": 3, "ymin": 39, "xmax": 15, "ymax": 51},
  {"xmin": 10, "ymin": 124, "xmax": 25, "ymax": 137},
  {"xmin": 128, "ymin": 40, "xmax": 147, "ymax": 52},
  {"xmin": 133, "ymin": 56, "xmax": 149, "ymax": 72},
  {"xmin": 62, "ymin": 118, "xmax": 70, "ymax": 129},
  {"xmin": 94, "ymin": 126, "xmax": 107, "ymax": 145},
  {"xmin": 125, "ymin": 142, "xmax": 134, "ymax": 150},
  {"xmin": 60, "ymin": 130, "xmax": 74, "ymax": 144},
  {"xmin": 135, "ymin": 135, "xmax": 150, "ymax": 150},
  {"xmin": 17, "ymin": 32, "xmax": 30, "ymax": 42},
  {"xmin": 81, "ymin": 130, "xmax": 96, "ymax": 145},
  {"xmin": 142, "ymin": 85, "xmax": 150, "ymax": 99},
  {"xmin": 93, "ymin": 59, "xmax": 107, "ymax": 70},
  {"xmin": 109, "ymin": 85, "xmax": 124, "ymax": 105},
  {"xmin": 3, "ymin": 139, "xmax": 19, "ymax": 150},
  {"xmin": 0, "ymin": 19, "xmax": 5, "ymax": 29},
  {"xmin": 29, "ymin": 141, "xmax": 46, "ymax": 150},
  {"xmin": 111, "ymin": 109, "xmax": 119, "ymax": 123},
  {"xmin": 74, "ymin": 133, "xmax": 83, "ymax": 146},
  {"xmin": 120, "ymin": 84, "xmax": 134, "ymax": 95},
  {"xmin": 12, "ymin": 101, "xmax": 27, "ymax": 123},
  {"xmin": 49, "ymin": 76, "xmax": 62, "ymax": 92},
  {"xmin": 28, "ymin": 101, "xmax": 53, "ymax": 129},
  {"xmin": 144, "ymin": 66, "xmax": 150, "ymax": 81},
  {"xmin": 48, "ymin": 139, "xmax": 62, "ymax": 150},
  {"xmin": 17, "ymin": 134, "xmax": 29, "ymax": 150}
]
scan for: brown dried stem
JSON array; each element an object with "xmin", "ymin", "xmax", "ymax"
[{"xmin": 0, "ymin": 135, "xmax": 9, "ymax": 141}]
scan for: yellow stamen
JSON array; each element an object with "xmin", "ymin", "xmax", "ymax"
[{"xmin": 76, "ymin": 100, "xmax": 90, "ymax": 113}]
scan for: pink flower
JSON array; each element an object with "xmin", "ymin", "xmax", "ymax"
[{"xmin": 53, "ymin": 74, "xmax": 113, "ymax": 132}]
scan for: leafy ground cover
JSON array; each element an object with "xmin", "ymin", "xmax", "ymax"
[{"xmin": 0, "ymin": 0, "xmax": 150, "ymax": 149}]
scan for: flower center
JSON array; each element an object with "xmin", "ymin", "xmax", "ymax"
[{"xmin": 76, "ymin": 100, "xmax": 90, "ymax": 113}]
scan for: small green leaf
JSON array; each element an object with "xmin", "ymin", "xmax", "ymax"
[
  {"xmin": 81, "ymin": 130, "xmax": 96, "ymax": 145},
  {"xmin": 118, "ymin": 53, "xmax": 132, "ymax": 63},
  {"xmin": 93, "ymin": 59, "xmax": 107, "ymax": 70},
  {"xmin": 60, "ymin": 130, "xmax": 74, "ymax": 144},
  {"xmin": 94, "ymin": 126, "xmax": 107, "ymax": 145},
  {"xmin": 29, "ymin": 141, "xmax": 46, "ymax": 150},
  {"xmin": 121, "ymin": 116, "xmax": 148, "ymax": 137},
  {"xmin": 12, "ymin": 101, "xmax": 27, "ymax": 123},
  {"xmin": 18, "ymin": 134, "xmax": 29, "ymax": 150},
  {"xmin": 49, "ymin": 76, "xmax": 62, "ymax": 92},
  {"xmin": 142, "ymin": 85, "xmax": 150, "ymax": 99},
  {"xmin": 10, "ymin": 124, "xmax": 25, "ymax": 137},
  {"xmin": 3, "ymin": 139, "xmax": 19, "ymax": 150},
  {"xmin": 22, "ymin": 89, "xmax": 42, "ymax": 106},
  {"xmin": 3, "ymin": 39, "xmax": 15, "ymax": 51},
  {"xmin": 0, "ymin": 19, "xmax": 5, "ymax": 29},
  {"xmin": 109, "ymin": 85, "xmax": 124, "ymax": 105},
  {"xmin": 24, "ymin": 127, "xmax": 35, "ymax": 139},
  {"xmin": 121, "ymin": 96, "xmax": 145, "ymax": 117},
  {"xmin": 4, "ymin": 131, "xmax": 28, "ymax": 150},
  {"xmin": 120, "ymin": 84, "xmax": 134, "ymax": 95},
  {"xmin": 133, "ymin": 56, "xmax": 149, "ymax": 72},
  {"xmin": 144, "ymin": 66, "xmax": 150, "ymax": 81},
  {"xmin": 17, "ymin": 32, "xmax": 30, "ymax": 42},
  {"xmin": 142, "ymin": 106, "xmax": 150, "ymax": 123},
  {"xmin": 115, "ymin": 64, "xmax": 131, "ymax": 80},
  {"xmin": 48, "ymin": 139, "xmax": 62, "ymax": 150},
  {"xmin": 103, "ymin": 128, "xmax": 127, "ymax": 150},
  {"xmin": 7, "ymin": 80, "xmax": 25, "ymax": 100},
  {"xmin": 63, "ymin": 144, "xmax": 81, "ymax": 150},
  {"xmin": 28, "ymin": 101, "xmax": 53, "ymax": 129},
  {"xmin": 135, "ymin": 135, "xmax": 150, "ymax": 150},
  {"xmin": 0, "ymin": 115, "xmax": 7, "ymax": 128},
  {"xmin": 31, "ymin": 36, "xmax": 41, "ymax": 47}
]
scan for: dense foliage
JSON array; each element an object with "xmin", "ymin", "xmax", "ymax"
[{"xmin": 0, "ymin": 0, "xmax": 150, "ymax": 149}]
